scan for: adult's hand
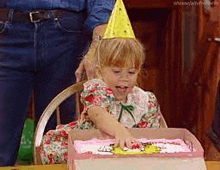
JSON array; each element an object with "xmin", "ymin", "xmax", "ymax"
[
  {"xmin": 75, "ymin": 24, "xmax": 107, "ymax": 83},
  {"xmin": 75, "ymin": 57, "xmax": 95, "ymax": 82}
]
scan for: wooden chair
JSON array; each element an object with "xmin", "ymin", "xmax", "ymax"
[
  {"xmin": 33, "ymin": 81, "xmax": 167, "ymax": 164},
  {"xmin": 158, "ymin": 109, "xmax": 168, "ymax": 128},
  {"xmin": 33, "ymin": 81, "xmax": 85, "ymax": 164}
]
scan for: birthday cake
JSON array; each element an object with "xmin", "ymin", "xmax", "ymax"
[{"xmin": 73, "ymin": 138, "xmax": 192, "ymax": 155}]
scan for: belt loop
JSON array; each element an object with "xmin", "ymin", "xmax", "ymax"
[{"xmin": 8, "ymin": 9, "xmax": 14, "ymax": 23}]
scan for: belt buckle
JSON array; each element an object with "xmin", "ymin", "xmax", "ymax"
[{"xmin": 29, "ymin": 11, "xmax": 40, "ymax": 23}]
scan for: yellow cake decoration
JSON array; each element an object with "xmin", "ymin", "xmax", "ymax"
[{"xmin": 112, "ymin": 144, "xmax": 161, "ymax": 155}]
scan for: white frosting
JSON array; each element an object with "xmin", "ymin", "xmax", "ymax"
[{"xmin": 74, "ymin": 138, "xmax": 191, "ymax": 155}]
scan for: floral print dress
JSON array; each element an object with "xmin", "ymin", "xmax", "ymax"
[{"xmin": 39, "ymin": 79, "xmax": 161, "ymax": 164}]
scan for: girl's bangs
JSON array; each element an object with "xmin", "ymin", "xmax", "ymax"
[
  {"xmin": 107, "ymin": 53, "xmax": 141, "ymax": 69},
  {"xmin": 99, "ymin": 38, "xmax": 145, "ymax": 69}
]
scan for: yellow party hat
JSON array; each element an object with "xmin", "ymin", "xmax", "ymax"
[{"xmin": 103, "ymin": 0, "xmax": 135, "ymax": 39}]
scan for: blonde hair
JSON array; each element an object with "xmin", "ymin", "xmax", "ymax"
[
  {"xmin": 97, "ymin": 38, "xmax": 145, "ymax": 69},
  {"xmin": 84, "ymin": 38, "xmax": 145, "ymax": 77}
]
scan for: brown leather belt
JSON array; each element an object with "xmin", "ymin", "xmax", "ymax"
[{"xmin": 0, "ymin": 8, "xmax": 63, "ymax": 23}]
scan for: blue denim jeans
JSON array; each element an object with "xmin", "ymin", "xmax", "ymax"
[{"xmin": 0, "ymin": 11, "xmax": 87, "ymax": 166}]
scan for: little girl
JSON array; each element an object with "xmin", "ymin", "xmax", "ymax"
[{"xmin": 39, "ymin": 38, "xmax": 165, "ymax": 164}]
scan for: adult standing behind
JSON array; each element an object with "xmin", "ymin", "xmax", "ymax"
[{"xmin": 0, "ymin": 0, "xmax": 114, "ymax": 166}]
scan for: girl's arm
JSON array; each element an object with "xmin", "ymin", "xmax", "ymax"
[{"xmin": 87, "ymin": 106, "xmax": 140, "ymax": 149}]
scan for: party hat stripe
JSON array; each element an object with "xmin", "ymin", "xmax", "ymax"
[{"xmin": 103, "ymin": 0, "xmax": 135, "ymax": 39}]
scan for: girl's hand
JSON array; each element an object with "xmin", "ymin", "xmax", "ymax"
[{"xmin": 114, "ymin": 129, "xmax": 142, "ymax": 149}]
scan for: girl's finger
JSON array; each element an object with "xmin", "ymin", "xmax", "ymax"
[
  {"xmin": 120, "ymin": 139, "xmax": 125, "ymax": 149},
  {"xmin": 114, "ymin": 138, "xmax": 119, "ymax": 147},
  {"xmin": 135, "ymin": 139, "xmax": 142, "ymax": 147},
  {"xmin": 126, "ymin": 142, "xmax": 132, "ymax": 149},
  {"xmin": 132, "ymin": 139, "xmax": 143, "ymax": 149}
]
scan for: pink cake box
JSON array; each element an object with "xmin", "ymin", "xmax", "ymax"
[{"xmin": 68, "ymin": 128, "xmax": 205, "ymax": 170}]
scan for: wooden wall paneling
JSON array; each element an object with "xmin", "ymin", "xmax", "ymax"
[
  {"xmin": 159, "ymin": 18, "xmax": 172, "ymax": 126},
  {"xmin": 199, "ymin": 43, "xmax": 219, "ymax": 156},
  {"xmin": 128, "ymin": 9, "xmax": 159, "ymax": 94},
  {"xmin": 181, "ymin": 4, "xmax": 199, "ymax": 129},
  {"xmin": 184, "ymin": 4, "xmax": 220, "ymax": 155},
  {"xmin": 128, "ymin": 9, "xmax": 172, "ymax": 125},
  {"xmin": 172, "ymin": 6, "xmax": 183, "ymax": 128},
  {"xmin": 198, "ymin": 5, "xmax": 205, "ymax": 41},
  {"xmin": 200, "ymin": 29, "xmax": 219, "ymax": 155},
  {"xmin": 158, "ymin": 6, "xmax": 183, "ymax": 127},
  {"xmin": 124, "ymin": 0, "xmax": 175, "ymax": 9},
  {"xmin": 200, "ymin": 3, "xmax": 220, "ymax": 158},
  {"xmin": 133, "ymin": 20, "xmax": 160, "ymax": 93}
]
